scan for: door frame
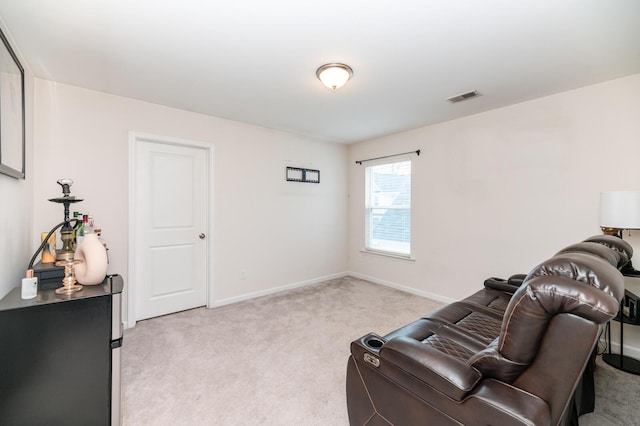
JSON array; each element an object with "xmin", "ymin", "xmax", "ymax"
[{"xmin": 127, "ymin": 131, "xmax": 215, "ymax": 328}]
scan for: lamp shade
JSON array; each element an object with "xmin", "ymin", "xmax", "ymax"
[{"xmin": 600, "ymin": 190, "xmax": 640, "ymax": 229}]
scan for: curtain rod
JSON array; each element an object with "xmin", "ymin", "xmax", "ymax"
[{"xmin": 355, "ymin": 149, "xmax": 420, "ymax": 165}]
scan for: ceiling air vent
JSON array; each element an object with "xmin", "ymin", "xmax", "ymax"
[{"xmin": 447, "ymin": 90, "xmax": 480, "ymax": 103}]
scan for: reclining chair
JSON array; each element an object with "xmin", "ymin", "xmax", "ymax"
[{"xmin": 346, "ymin": 236, "xmax": 630, "ymax": 425}]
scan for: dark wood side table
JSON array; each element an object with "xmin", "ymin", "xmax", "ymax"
[{"xmin": 603, "ymin": 275, "xmax": 640, "ymax": 375}]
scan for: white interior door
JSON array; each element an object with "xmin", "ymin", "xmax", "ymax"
[{"xmin": 133, "ymin": 138, "xmax": 209, "ymax": 321}]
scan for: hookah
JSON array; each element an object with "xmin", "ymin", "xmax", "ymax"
[
  {"xmin": 48, "ymin": 178, "xmax": 83, "ymax": 261},
  {"xmin": 28, "ymin": 179, "xmax": 85, "ymax": 294}
]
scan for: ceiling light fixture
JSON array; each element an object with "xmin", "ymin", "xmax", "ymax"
[{"xmin": 316, "ymin": 63, "xmax": 353, "ymax": 91}]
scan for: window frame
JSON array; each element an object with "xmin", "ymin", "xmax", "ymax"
[{"xmin": 364, "ymin": 158, "xmax": 412, "ymax": 258}]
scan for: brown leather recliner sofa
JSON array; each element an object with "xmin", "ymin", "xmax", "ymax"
[{"xmin": 346, "ymin": 236, "xmax": 631, "ymax": 426}]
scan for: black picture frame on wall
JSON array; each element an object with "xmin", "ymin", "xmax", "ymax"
[{"xmin": 0, "ymin": 26, "xmax": 25, "ymax": 179}]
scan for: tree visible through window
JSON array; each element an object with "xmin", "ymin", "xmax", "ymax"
[{"xmin": 365, "ymin": 160, "xmax": 411, "ymax": 256}]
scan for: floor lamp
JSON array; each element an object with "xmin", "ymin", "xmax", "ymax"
[{"xmin": 600, "ymin": 190, "xmax": 640, "ymax": 375}]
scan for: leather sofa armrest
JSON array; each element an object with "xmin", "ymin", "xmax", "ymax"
[
  {"xmin": 484, "ymin": 275, "xmax": 524, "ymax": 293},
  {"xmin": 508, "ymin": 274, "xmax": 527, "ymax": 286},
  {"xmin": 380, "ymin": 336, "xmax": 482, "ymax": 401}
]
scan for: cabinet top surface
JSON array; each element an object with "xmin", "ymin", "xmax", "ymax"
[{"xmin": 0, "ymin": 274, "xmax": 123, "ymax": 312}]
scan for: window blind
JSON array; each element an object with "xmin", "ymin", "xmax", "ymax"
[{"xmin": 365, "ymin": 160, "xmax": 411, "ymax": 256}]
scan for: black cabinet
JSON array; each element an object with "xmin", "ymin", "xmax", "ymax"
[{"xmin": 0, "ymin": 275, "xmax": 123, "ymax": 425}]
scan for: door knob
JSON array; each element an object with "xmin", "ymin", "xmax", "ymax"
[{"xmin": 199, "ymin": 233, "xmax": 206, "ymax": 239}]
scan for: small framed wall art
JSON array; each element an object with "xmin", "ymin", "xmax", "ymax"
[{"xmin": 286, "ymin": 166, "xmax": 320, "ymax": 184}]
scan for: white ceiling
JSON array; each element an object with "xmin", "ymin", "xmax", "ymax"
[{"xmin": 0, "ymin": 0, "xmax": 639, "ymax": 144}]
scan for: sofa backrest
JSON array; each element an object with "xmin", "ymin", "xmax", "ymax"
[
  {"xmin": 555, "ymin": 241, "xmax": 621, "ymax": 267},
  {"xmin": 524, "ymin": 252, "xmax": 625, "ymax": 299},
  {"xmin": 469, "ymin": 251, "xmax": 624, "ymax": 382},
  {"xmin": 583, "ymin": 234, "xmax": 633, "ymax": 268}
]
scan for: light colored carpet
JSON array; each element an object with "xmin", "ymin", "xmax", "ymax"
[
  {"xmin": 122, "ymin": 276, "xmax": 640, "ymax": 425},
  {"xmin": 581, "ymin": 353, "xmax": 640, "ymax": 426}
]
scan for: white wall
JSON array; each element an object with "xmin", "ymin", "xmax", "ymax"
[
  {"xmin": 0, "ymin": 175, "xmax": 32, "ymax": 299},
  {"xmin": 0, "ymin": 24, "xmax": 34, "ymax": 299},
  {"xmin": 348, "ymin": 72, "xmax": 640, "ymax": 355},
  {"xmin": 33, "ymin": 79, "xmax": 348, "ymax": 324},
  {"xmin": 22, "ymin": 69, "xmax": 640, "ymax": 351}
]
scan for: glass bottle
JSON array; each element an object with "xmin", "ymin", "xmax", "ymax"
[
  {"xmin": 72, "ymin": 211, "xmax": 81, "ymax": 248},
  {"xmin": 84, "ymin": 214, "xmax": 94, "ymax": 236},
  {"xmin": 76, "ymin": 214, "xmax": 88, "ymax": 245}
]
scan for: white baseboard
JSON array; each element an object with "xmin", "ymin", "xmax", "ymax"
[
  {"xmin": 209, "ymin": 270, "xmax": 454, "ymax": 310},
  {"xmin": 209, "ymin": 271, "xmax": 349, "ymax": 308},
  {"xmin": 347, "ymin": 271, "xmax": 456, "ymax": 305}
]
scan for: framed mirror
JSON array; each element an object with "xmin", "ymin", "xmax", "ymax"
[{"xmin": 0, "ymin": 26, "xmax": 25, "ymax": 179}]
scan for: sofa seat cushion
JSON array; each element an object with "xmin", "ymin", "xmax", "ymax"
[
  {"xmin": 381, "ymin": 336, "xmax": 482, "ymax": 401},
  {"xmin": 381, "ymin": 288, "xmax": 513, "ymax": 385}
]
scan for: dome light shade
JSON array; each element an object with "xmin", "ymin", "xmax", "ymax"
[{"xmin": 316, "ymin": 63, "xmax": 353, "ymax": 90}]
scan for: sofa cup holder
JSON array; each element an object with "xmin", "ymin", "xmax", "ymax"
[
  {"xmin": 366, "ymin": 338, "xmax": 384, "ymax": 348},
  {"xmin": 362, "ymin": 334, "xmax": 386, "ymax": 352}
]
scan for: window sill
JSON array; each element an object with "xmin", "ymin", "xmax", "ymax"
[{"xmin": 360, "ymin": 249, "xmax": 416, "ymax": 262}]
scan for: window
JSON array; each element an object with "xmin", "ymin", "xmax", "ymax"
[{"xmin": 365, "ymin": 160, "xmax": 411, "ymax": 256}]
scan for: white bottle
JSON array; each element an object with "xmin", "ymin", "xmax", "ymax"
[{"xmin": 21, "ymin": 269, "xmax": 38, "ymax": 299}]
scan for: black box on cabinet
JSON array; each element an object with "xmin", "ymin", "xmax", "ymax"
[{"xmin": 33, "ymin": 260, "xmax": 65, "ymax": 291}]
